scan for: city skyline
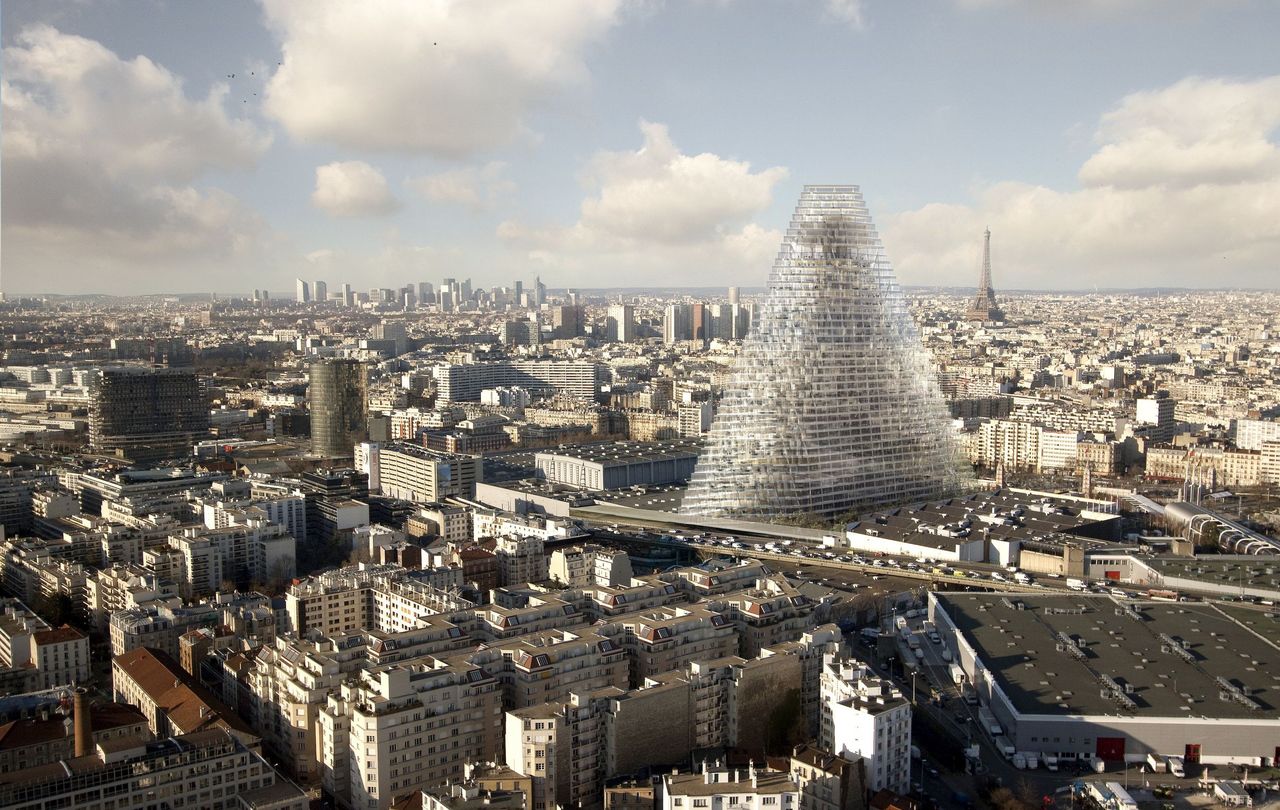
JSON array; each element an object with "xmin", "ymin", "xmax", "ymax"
[{"xmin": 3, "ymin": 1, "xmax": 1280, "ymax": 295}]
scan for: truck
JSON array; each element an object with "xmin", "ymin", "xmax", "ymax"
[
  {"xmin": 1000, "ymin": 743, "xmax": 1016, "ymax": 759},
  {"xmin": 1013, "ymin": 572, "xmax": 1031, "ymax": 584},
  {"xmin": 1024, "ymin": 753, "xmax": 1039, "ymax": 769},
  {"xmin": 1166, "ymin": 756, "xmax": 1185, "ymax": 777},
  {"xmin": 949, "ymin": 662, "xmax": 965, "ymax": 684},
  {"xmin": 978, "ymin": 707, "xmax": 1002, "ymax": 736},
  {"xmin": 941, "ymin": 648, "xmax": 953, "ymax": 662},
  {"xmin": 1066, "ymin": 578, "xmax": 1087, "ymax": 591},
  {"xmin": 1147, "ymin": 753, "xmax": 1167, "ymax": 773},
  {"xmin": 908, "ymin": 636, "xmax": 921, "ymax": 650},
  {"xmin": 821, "ymin": 534, "xmax": 838, "ymax": 548},
  {"xmin": 1044, "ymin": 755, "xmax": 1059, "ymax": 772},
  {"xmin": 1106, "ymin": 783, "xmax": 1139, "ymax": 810}
]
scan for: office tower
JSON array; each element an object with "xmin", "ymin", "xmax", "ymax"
[
  {"xmin": 373, "ymin": 319, "xmax": 408, "ymax": 356},
  {"xmin": 683, "ymin": 185, "xmax": 964, "ymax": 519},
  {"xmin": 733, "ymin": 304, "xmax": 751, "ymax": 339},
  {"xmin": 313, "ymin": 280, "xmax": 327, "ymax": 305},
  {"xmin": 710, "ymin": 304, "xmax": 734, "ymax": 340},
  {"xmin": 606, "ymin": 304, "xmax": 635, "ymax": 343},
  {"xmin": 89, "ymin": 368, "xmax": 210, "ymax": 464},
  {"xmin": 296, "ymin": 278, "xmax": 311, "ymax": 304},
  {"xmin": 500, "ymin": 318, "xmax": 540, "ymax": 349},
  {"xmin": 728, "ymin": 286, "xmax": 739, "ymax": 305},
  {"xmin": 341, "ymin": 282, "xmax": 353, "ymax": 307},
  {"xmin": 308, "ymin": 358, "xmax": 369, "ymax": 458},
  {"xmin": 439, "ymin": 289, "xmax": 455, "ymax": 312},
  {"xmin": 418, "ymin": 281, "xmax": 434, "ymax": 304},
  {"xmin": 550, "ymin": 305, "xmax": 582, "ymax": 339},
  {"xmin": 965, "ymin": 227, "xmax": 1006, "ymax": 322},
  {"xmin": 513, "ymin": 279, "xmax": 524, "ymax": 308},
  {"xmin": 400, "ymin": 286, "xmax": 416, "ymax": 311},
  {"xmin": 460, "ymin": 278, "xmax": 472, "ymax": 302},
  {"xmin": 690, "ymin": 303, "xmax": 708, "ymax": 340},
  {"xmin": 534, "ymin": 276, "xmax": 546, "ymax": 307},
  {"xmin": 663, "ymin": 304, "xmax": 692, "ymax": 344}
]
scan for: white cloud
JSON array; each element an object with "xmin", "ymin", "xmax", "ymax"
[
  {"xmin": 1, "ymin": 24, "xmax": 273, "ymax": 293},
  {"xmin": 261, "ymin": 0, "xmax": 624, "ymax": 156},
  {"xmin": 824, "ymin": 0, "xmax": 867, "ymax": 29},
  {"xmin": 499, "ymin": 121, "xmax": 787, "ymax": 286},
  {"xmin": 953, "ymin": 0, "xmax": 1221, "ymax": 12},
  {"xmin": 406, "ymin": 162, "xmax": 516, "ymax": 211},
  {"xmin": 882, "ymin": 75, "xmax": 1280, "ymax": 289},
  {"xmin": 311, "ymin": 161, "xmax": 400, "ymax": 217}
]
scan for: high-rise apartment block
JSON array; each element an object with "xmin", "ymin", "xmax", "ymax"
[
  {"xmin": 308, "ymin": 358, "xmax": 369, "ymax": 458},
  {"xmin": 432, "ymin": 361, "xmax": 600, "ymax": 403},
  {"xmin": 89, "ymin": 368, "xmax": 209, "ymax": 464},
  {"xmin": 683, "ymin": 185, "xmax": 964, "ymax": 519},
  {"xmin": 606, "ymin": 304, "xmax": 634, "ymax": 342},
  {"xmin": 1136, "ymin": 393, "xmax": 1177, "ymax": 443},
  {"xmin": 368, "ymin": 442, "xmax": 482, "ymax": 503},
  {"xmin": 296, "ymin": 278, "xmax": 311, "ymax": 304},
  {"xmin": 819, "ymin": 653, "xmax": 911, "ymax": 795}
]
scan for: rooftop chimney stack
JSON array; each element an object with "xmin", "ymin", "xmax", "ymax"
[{"xmin": 73, "ymin": 688, "xmax": 91, "ymax": 758}]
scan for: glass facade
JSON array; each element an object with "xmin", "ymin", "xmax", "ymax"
[{"xmin": 682, "ymin": 185, "xmax": 967, "ymax": 520}]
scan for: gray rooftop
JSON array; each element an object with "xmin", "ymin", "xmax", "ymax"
[{"xmin": 936, "ymin": 592, "xmax": 1280, "ymax": 720}]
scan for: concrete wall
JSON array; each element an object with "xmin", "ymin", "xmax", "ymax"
[{"xmin": 610, "ymin": 680, "xmax": 692, "ymax": 776}]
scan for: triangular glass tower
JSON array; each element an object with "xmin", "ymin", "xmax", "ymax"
[{"xmin": 682, "ymin": 185, "xmax": 966, "ymax": 520}]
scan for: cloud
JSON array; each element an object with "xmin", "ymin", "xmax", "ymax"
[
  {"xmin": 499, "ymin": 121, "xmax": 787, "ymax": 285},
  {"xmin": 953, "ymin": 0, "xmax": 1222, "ymax": 13},
  {"xmin": 261, "ymin": 0, "xmax": 624, "ymax": 156},
  {"xmin": 1, "ymin": 24, "xmax": 273, "ymax": 294},
  {"xmin": 881, "ymin": 75, "xmax": 1280, "ymax": 290},
  {"xmin": 406, "ymin": 162, "xmax": 516, "ymax": 211},
  {"xmin": 824, "ymin": 0, "xmax": 867, "ymax": 29},
  {"xmin": 311, "ymin": 161, "xmax": 400, "ymax": 217}
]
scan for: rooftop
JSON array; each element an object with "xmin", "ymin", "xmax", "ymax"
[{"xmin": 936, "ymin": 592, "xmax": 1280, "ymax": 720}]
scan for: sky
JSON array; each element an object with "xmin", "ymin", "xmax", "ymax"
[{"xmin": 2, "ymin": 0, "xmax": 1279, "ymax": 296}]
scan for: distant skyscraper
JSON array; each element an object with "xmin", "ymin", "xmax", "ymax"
[
  {"xmin": 418, "ymin": 281, "xmax": 434, "ymax": 304},
  {"xmin": 606, "ymin": 304, "xmax": 635, "ymax": 343},
  {"xmin": 308, "ymin": 358, "xmax": 369, "ymax": 458},
  {"xmin": 683, "ymin": 185, "xmax": 965, "ymax": 520},
  {"xmin": 295, "ymin": 278, "xmax": 311, "ymax": 304},
  {"xmin": 313, "ymin": 280, "xmax": 328, "ymax": 305},
  {"xmin": 965, "ymin": 228, "xmax": 1005, "ymax": 322},
  {"xmin": 341, "ymin": 282, "xmax": 353, "ymax": 307},
  {"xmin": 89, "ymin": 368, "xmax": 209, "ymax": 464},
  {"xmin": 513, "ymin": 279, "xmax": 523, "ymax": 308},
  {"xmin": 728, "ymin": 286, "xmax": 739, "ymax": 305},
  {"xmin": 663, "ymin": 304, "xmax": 692, "ymax": 344},
  {"xmin": 534, "ymin": 276, "xmax": 546, "ymax": 307}
]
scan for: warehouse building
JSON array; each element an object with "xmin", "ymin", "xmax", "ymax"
[{"xmin": 930, "ymin": 592, "xmax": 1280, "ymax": 767}]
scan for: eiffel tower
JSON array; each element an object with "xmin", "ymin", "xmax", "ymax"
[{"xmin": 965, "ymin": 228, "xmax": 1005, "ymax": 322}]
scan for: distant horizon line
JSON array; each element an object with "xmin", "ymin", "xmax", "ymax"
[{"xmin": 7, "ymin": 285, "xmax": 1280, "ymax": 299}]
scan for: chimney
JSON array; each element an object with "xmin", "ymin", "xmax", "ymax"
[{"xmin": 73, "ymin": 688, "xmax": 91, "ymax": 757}]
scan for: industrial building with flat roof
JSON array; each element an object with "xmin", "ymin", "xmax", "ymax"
[
  {"xmin": 929, "ymin": 592, "xmax": 1280, "ymax": 766},
  {"xmin": 535, "ymin": 441, "xmax": 699, "ymax": 491},
  {"xmin": 844, "ymin": 489, "xmax": 1121, "ymax": 571}
]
